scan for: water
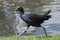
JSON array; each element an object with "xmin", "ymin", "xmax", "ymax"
[
  {"xmin": 2, "ymin": 0, "xmax": 60, "ymax": 36},
  {"xmin": 2, "ymin": 1, "xmax": 16, "ymax": 36},
  {"xmin": 16, "ymin": 1, "xmax": 60, "ymax": 36},
  {"xmin": 35, "ymin": 1, "xmax": 60, "ymax": 35}
]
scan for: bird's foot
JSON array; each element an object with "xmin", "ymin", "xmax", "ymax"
[
  {"xmin": 16, "ymin": 33, "xmax": 23, "ymax": 38},
  {"xmin": 17, "ymin": 34, "xmax": 22, "ymax": 38}
]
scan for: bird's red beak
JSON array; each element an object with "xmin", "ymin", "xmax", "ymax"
[
  {"xmin": 15, "ymin": 7, "xmax": 18, "ymax": 11},
  {"xmin": 15, "ymin": 6, "xmax": 20, "ymax": 11}
]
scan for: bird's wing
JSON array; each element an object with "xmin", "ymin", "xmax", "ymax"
[{"xmin": 26, "ymin": 14, "xmax": 44, "ymax": 22}]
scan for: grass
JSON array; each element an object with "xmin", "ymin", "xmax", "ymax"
[{"xmin": 0, "ymin": 35, "xmax": 60, "ymax": 40}]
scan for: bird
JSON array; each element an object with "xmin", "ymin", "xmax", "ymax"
[{"xmin": 15, "ymin": 6, "xmax": 51, "ymax": 37}]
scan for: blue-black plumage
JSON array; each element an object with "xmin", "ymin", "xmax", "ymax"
[{"xmin": 15, "ymin": 6, "xmax": 51, "ymax": 37}]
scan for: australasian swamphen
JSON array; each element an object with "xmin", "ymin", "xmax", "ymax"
[{"xmin": 15, "ymin": 6, "xmax": 51, "ymax": 37}]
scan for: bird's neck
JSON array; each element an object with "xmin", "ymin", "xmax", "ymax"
[
  {"xmin": 20, "ymin": 11, "xmax": 24, "ymax": 15},
  {"xmin": 19, "ymin": 11, "xmax": 24, "ymax": 19},
  {"xmin": 19, "ymin": 11, "xmax": 25, "ymax": 21}
]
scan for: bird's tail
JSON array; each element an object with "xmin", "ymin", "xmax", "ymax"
[
  {"xmin": 44, "ymin": 10, "xmax": 51, "ymax": 15},
  {"xmin": 44, "ymin": 15, "xmax": 51, "ymax": 20}
]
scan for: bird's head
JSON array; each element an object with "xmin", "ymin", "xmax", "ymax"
[{"xmin": 15, "ymin": 6, "xmax": 24, "ymax": 12}]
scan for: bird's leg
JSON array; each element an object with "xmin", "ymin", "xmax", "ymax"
[
  {"xmin": 15, "ymin": 21, "xmax": 19, "ymax": 36},
  {"xmin": 17, "ymin": 25, "xmax": 29, "ymax": 37},
  {"xmin": 41, "ymin": 26, "xmax": 48, "ymax": 37}
]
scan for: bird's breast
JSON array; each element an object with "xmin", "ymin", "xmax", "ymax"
[{"xmin": 20, "ymin": 15, "xmax": 32, "ymax": 24}]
